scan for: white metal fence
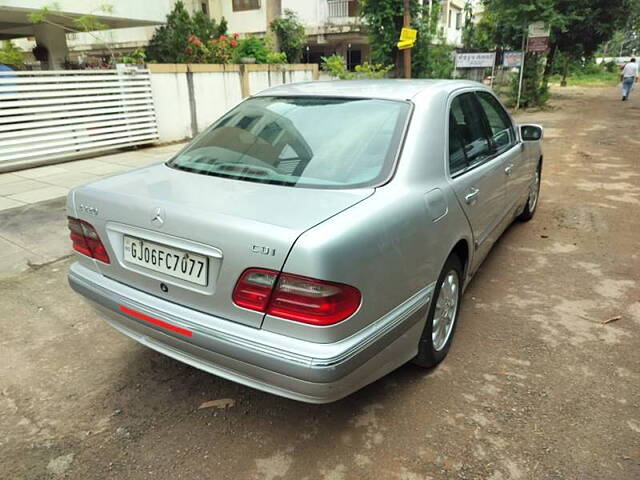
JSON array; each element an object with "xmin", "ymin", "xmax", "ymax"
[{"xmin": 0, "ymin": 68, "xmax": 158, "ymax": 171}]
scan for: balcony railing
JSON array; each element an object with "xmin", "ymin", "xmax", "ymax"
[{"xmin": 327, "ymin": 0, "xmax": 357, "ymax": 18}]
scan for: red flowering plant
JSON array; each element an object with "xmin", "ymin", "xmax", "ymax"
[
  {"xmin": 208, "ymin": 33, "xmax": 239, "ymax": 64},
  {"xmin": 184, "ymin": 32, "xmax": 240, "ymax": 64},
  {"xmin": 184, "ymin": 34, "xmax": 210, "ymax": 63}
]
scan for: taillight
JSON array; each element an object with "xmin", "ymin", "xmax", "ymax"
[
  {"xmin": 232, "ymin": 268, "xmax": 278, "ymax": 312},
  {"xmin": 232, "ymin": 268, "xmax": 361, "ymax": 326},
  {"xmin": 67, "ymin": 217, "xmax": 110, "ymax": 263}
]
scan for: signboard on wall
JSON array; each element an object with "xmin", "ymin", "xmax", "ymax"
[
  {"xmin": 527, "ymin": 37, "xmax": 549, "ymax": 52},
  {"xmin": 503, "ymin": 51, "xmax": 523, "ymax": 68},
  {"xmin": 455, "ymin": 52, "xmax": 496, "ymax": 69},
  {"xmin": 528, "ymin": 22, "xmax": 550, "ymax": 38}
]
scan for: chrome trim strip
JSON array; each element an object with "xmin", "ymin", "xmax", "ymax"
[{"xmin": 310, "ymin": 284, "xmax": 433, "ymax": 367}]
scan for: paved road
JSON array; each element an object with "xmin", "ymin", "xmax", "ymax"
[
  {"xmin": 1, "ymin": 87, "xmax": 639, "ymax": 479},
  {"xmin": 0, "ymin": 143, "xmax": 185, "ymax": 278}
]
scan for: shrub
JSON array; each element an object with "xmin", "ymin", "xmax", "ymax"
[
  {"xmin": 121, "ymin": 47, "xmax": 146, "ymax": 65},
  {"xmin": 270, "ymin": 9, "xmax": 306, "ymax": 63},
  {"xmin": 0, "ymin": 40, "xmax": 24, "ymax": 66},
  {"xmin": 321, "ymin": 54, "xmax": 352, "ymax": 79},
  {"xmin": 509, "ymin": 54, "xmax": 549, "ymax": 108},
  {"xmin": 266, "ymin": 51, "xmax": 287, "ymax": 64},
  {"xmin": 604, "ymin": 61, "xmax": 618, "ymax": 73},
  {"xmin": 354, "ymin": 62, "xmax": 394, "ymax": 78},
  {"xmin": 146, "ymin": 1, "xmax": 227, "ymax": 63},
  {"xmin": 209, "ymin": 34, "xmax": 239, "ymax": 64},
  {"xmin": 322, "ymin": 54, "xmax": 393, "ymax": 79},
  {"xmin": 232, "ymin": 37, "xmax": 270, "ymax": 64}
]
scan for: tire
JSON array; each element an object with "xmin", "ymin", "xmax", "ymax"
[
  {"xmin": 413, "ymin": 254, "xmax": 463, "ymax": 368},
  {"xmin": 518, "ymin": 161, "xmax": 542, "ymax": 222}
]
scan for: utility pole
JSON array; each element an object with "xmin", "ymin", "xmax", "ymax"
[
  {"xmin": 516, "ymin": 28, "xmax": 527, "ymax": 110},
  {"xmin": 403, "ymin": 0, "xmax": 411, "ymax": 78}
]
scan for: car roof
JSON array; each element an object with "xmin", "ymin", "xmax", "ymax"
[{"xmin": 253, "ymin": 79, "xmax": 484, "ymax": 101}]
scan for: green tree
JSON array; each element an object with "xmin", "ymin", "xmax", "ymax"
[
  {"xmin": 0, "ymin": 40, "xmax": 24, "ymax": 66},
  {"xmin": 359, "ymin": 0, "xmax": 454, "ymax": 78},
  {"xmin": 412, "ymin": 2, "xmax": 454, "ymax": 78},
  {"xmin": 600, "ymin": 0, "xmax": 640, "ymax": 57},
  {"xmin": 359, "ymin": 0, "xmax": 405, "ymax": 67},
  {"xmin": 146, "ymin": 1, "xmax": 227, "ymax": 63},
  {"xmin": 270, "ymin": 9, "xmax": 306, "ymax": 63},
  {"xmin": 461, "ymin": 0, "xmax": 493, "ymax": 51},
  {"xmin": 480, "ymin": 0, "xmax": 627, "ymax": 105}
]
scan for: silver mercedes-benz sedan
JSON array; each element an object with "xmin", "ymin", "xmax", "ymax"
[{"xmin": 67, "ymin": 80, "xmax": 543, "ymax": 403}]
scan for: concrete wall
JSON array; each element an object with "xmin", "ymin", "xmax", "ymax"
[
  {"xmin": 189, "ymin": 65, "xmax": 244, "ymax": 133},
  {"xmin": 246, "ymin": 65, "xmax": 316, "ymax": 95},
  {"xmin": 148, "ymin": 63, "xmax": 318, "ymax": 142},
  {"xmin": 148, "ymin": 65, "xmax": 193, "ymax": 142}
]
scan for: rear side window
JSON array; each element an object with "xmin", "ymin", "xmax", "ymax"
[
  {"xmin": 476, "ymin": 91, "xmax": 516, "ymax": 153},
  {"xmin": 167, "ymin": 96, "xmax": 410, "ymax": 189},
  {"xmin": 448, "ymin": 93, "xmax": 492, "ymax": 175}
]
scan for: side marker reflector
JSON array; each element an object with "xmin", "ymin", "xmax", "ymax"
[{"xmin": 119, "ymin": 305, "xmax": 193, "ymax": 338}]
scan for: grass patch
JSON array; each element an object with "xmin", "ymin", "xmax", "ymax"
[{"xmin": 549, "ymin": 71, "xmax": 620, "ymax": 87}]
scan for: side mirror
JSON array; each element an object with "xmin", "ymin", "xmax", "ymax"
[{"xmin": 520, "ymin": 124, "xmax": 543, "ymax": 141}]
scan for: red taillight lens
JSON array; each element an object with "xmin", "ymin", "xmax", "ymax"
[
  {"xmin": 232, "ymin": 268, "xmax": 278, "ymax": 312},
  {"xmin": 269, "ymin": 274, "xmax": 361, "ymax": 326},
  {"xmin": 232, "ymin": 269, "xmax": 361, "ymax": 326},
  {"xmin": 67, "ymin": 217, "xmax": 110, "ymax": 264}
]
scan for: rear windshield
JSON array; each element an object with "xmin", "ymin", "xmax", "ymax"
[{"xmin": 167, "ymin": 96, "xmax": 410, "ymax": 188}]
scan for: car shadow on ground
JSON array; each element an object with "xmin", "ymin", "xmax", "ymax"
[{"xmin": 102, "ymin": 338, "xmax": 438, "ymax": 426}]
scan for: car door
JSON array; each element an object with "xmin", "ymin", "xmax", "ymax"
[
  {"xmin": 475, "ymin": 91, "xmax": 525, "ymax": 214},
  {"xmin": 448, "ymin": 92, "xmax": 508, "ymax": 267}
]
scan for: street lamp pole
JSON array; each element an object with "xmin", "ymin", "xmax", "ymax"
[{"xmin": 403, "ymin": 0, "xmax": 411, "ymax": 78}]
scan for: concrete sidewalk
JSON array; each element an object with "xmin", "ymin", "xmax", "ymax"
[
  {"xmin": 0, "ymin": 143, "xmax": 185, "ymax": 278},
  {"xmin": 0, "ymin": 143, "xmax": 186, "ymax": 212}
]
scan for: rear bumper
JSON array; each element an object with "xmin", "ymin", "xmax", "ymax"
[{"xmin": 68, "ymin": 262, "xmax": 433, "ymax": 403}]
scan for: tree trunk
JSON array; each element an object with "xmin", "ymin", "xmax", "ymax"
[{"xmin": 561, "ymin": 57, "xmax": 569, "ymax": 87}]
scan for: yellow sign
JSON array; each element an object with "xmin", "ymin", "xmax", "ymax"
[{"xmin": 397, "ymin": 28, "xmax": 417, "ymax": 50}]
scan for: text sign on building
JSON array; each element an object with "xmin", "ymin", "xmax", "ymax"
[
  {"xmin": 528, "ymin": 21, "xmax": 550, "ymax": 38},
  {"xmin": 503, "ymin": 51, "xmax": 523, "ymax": 68},
  {"xmin": 455, "ymin": 52, "xmax": 496, "ymax": 69},
  {"xmin": 527, "ymin": 37, "xmax": 549, "ymax": 52}
]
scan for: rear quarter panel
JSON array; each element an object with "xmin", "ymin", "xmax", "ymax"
[{"xmin": 263, "ymin": 90, "xmax": 475, "ymax": 343}]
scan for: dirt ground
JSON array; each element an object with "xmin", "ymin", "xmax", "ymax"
[{"xmin": 1, "ymin": 87, "xmax": 639, "ymax": 480}]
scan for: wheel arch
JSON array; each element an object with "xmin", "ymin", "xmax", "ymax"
[{"xmin": 451, "ymin": 238, "xmax": 470, "ymax": 282}]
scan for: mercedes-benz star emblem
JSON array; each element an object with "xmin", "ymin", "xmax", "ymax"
[{"xmin": 151, "ymin": 207, "xmax": 165, "ymax": 227}]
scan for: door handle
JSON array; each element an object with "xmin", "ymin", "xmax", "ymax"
[
  {"xmin": 505, "ymin": 164, "xmax": 514, "ymax": 176},
  {"xmin": 464, "ymin": 187, "xmax": 479, "ymax": 205}
]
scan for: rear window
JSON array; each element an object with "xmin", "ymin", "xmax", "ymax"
[{"xmin": 167, "ymin": 96, "xmax": 411, "ymax": 188}]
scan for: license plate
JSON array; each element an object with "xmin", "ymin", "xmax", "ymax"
[{"xmin": 123, "ymin": 236, "xmax": 208, "ymax": 286}]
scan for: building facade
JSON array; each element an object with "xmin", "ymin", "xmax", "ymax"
[
  {"xmin": 0, "ymin": 0, "xmax": 174, "ymax": 68},
  {"xmin": 1, "ymin": 0, "xmax": 481, "ymax": 69}
]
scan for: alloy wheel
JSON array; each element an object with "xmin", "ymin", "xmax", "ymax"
[{"xmin": 432, "ymin": 270, "xmax": 460, "ymax": 352}]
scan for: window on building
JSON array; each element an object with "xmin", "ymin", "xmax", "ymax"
[
  {"xmin": 456, "ymin": 11, "xmax": 462, "ymax": 30},
  {"xmin": 201, "ymin": 2, "xmax": 209, "ymax": 15},
  {"xmin": 448, "ymin": 10, "xmax": 453, "ymax": 28},
  {"xmin": 233, "ymin": 0, "xmax": 260, "ymax": 11}
]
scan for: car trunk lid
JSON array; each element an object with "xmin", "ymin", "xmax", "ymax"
[{"xmin": 71, "ymin": 163, "xmax": 373, "ymax": 328}]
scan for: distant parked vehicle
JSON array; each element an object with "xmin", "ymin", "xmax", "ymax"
[{"xmin": 67, "ymin": 80, "xmax": 543, "ymax": 403}]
